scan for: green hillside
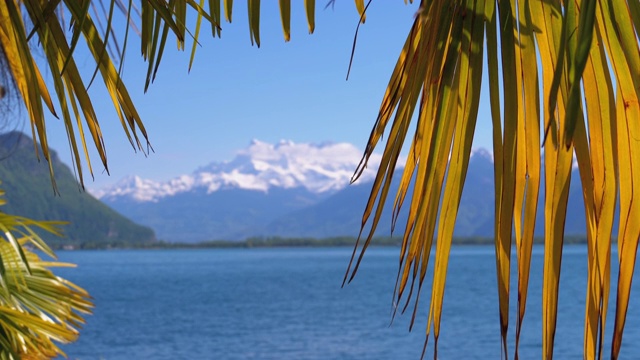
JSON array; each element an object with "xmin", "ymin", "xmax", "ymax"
[{"xmin": 0, "ymin": 131, "xmax": 156, "ymax": 248}]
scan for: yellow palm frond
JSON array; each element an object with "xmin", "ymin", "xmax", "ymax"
[{"xmin": 341, "ymin": 0, "xmax": 639, "ymax": 359}]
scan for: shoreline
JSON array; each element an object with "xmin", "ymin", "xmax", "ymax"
[{"xmin": 54, "ymin": 235, "xmax": 591, "ymax": 251}]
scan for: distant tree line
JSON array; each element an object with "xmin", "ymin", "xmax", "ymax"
[{"xmin": 55, "ymin": 235, "xmax": 593, "ymax": 250}]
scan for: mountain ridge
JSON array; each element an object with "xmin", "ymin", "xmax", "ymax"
[
  {"xmin": 95, "ymin": 140, "xmax": 384, "ymax": 203},
  {"xmin": 0, "ymin": 131, "xmax": 156, "ymax": 248},
  {"xmin": 98, "ymin": 140, "xmax": 522, "ymax": 242}
]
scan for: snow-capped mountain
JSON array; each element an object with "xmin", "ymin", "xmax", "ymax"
[
  {"xmin": 96, "ymin": 141, "xmax": 593, "ymax": 243},
  {"xmin": 95, "ymin": 142, "xmax": 505, "ymax": 242},
  {"xmin": 95, "ymin": 140, "xmax": 383, "ymax": 203}
]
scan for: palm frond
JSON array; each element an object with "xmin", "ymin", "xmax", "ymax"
[
  {"xmin": 0, "ymin": 189, "xmax": 92, "ymax": 359},
  {"xmin": 342, "ymin": 0, "xmax": 639, "ymax": 359}
]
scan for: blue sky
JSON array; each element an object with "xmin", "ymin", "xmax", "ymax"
[{"xmin": 39, "ymin": 2, "xmax": 493, "ymax": 190}]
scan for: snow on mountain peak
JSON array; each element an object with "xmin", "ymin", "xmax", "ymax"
[
  {"xmin": 202, "ymin": 140, "xmax": 380, "ymax": 193},
  {"xmin": 97, "ymin": 140, "xmax": 385, "ymax": 203},
  {"xmin": 471, "ymin": 148, "xmax": 494, "ymax": 162}
]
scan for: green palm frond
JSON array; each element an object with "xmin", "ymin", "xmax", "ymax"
[{"xmin": 0, "ymin": 190, "xmax": 92, "ymax": 359}]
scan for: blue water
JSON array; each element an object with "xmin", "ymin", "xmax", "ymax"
[{"xmin": 55, "ymin": 245, "xmax": 640, "ymax": 359}]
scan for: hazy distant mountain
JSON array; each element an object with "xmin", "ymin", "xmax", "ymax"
[
  {"xmin": 97, "ymin": 139, "xmax": 594, "ymax": 243},
  {"xmin": 98, "ymin": 140, "xmax": 382, "ymax": 241},
  {"xmin": 264, "ymin": 148, "xmax": 497, "ymax": 238},
  {"xmin": 0, "ymin": 132, "xmax": 156, "ymax": 248},
  {"xmin": 94, "ymin": 142, "xmax": 515, "ymax": 242},
  {"xmin": 104, "ymin": 186, "xmax": 327, "ymax": 242}
]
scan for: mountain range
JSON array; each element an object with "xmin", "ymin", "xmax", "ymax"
[
  {"xmin": 97, "ymin": 139, "xmax": 590, "ymax": 243},
  {"xmin": 0, "ymin": 132, "xmax": 156, "ymax": 248}
]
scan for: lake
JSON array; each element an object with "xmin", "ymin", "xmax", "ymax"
[{"xmin": 55, "ymin": 245, "xmax": 640, "ymax": 359}]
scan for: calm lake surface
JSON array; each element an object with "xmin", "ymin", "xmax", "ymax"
[{"xmin": 55, "ymin": 245, "xmax": 640, "ymax": 359}]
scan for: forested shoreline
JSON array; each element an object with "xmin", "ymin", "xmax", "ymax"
[{"xmin": 57, "ymin": 235, "xmax": 591, "ymax": 250}]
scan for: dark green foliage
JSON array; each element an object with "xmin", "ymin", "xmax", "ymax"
[{"xmin": 0, "ymin": 131, "xmax": 156, "ymax": 248}]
